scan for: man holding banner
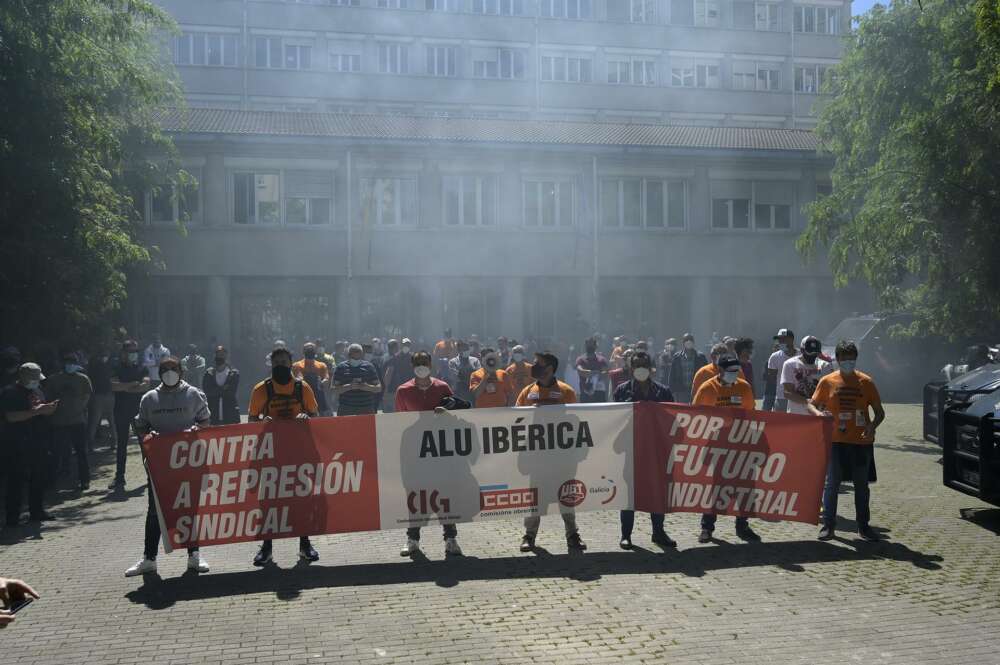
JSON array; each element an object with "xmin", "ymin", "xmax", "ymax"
[
  {"xmin": 247, "ymin": 347, "xmax": 321, "ymax": 566},
  {"xmin": 614, "ymin": 351, "xmax": 677, "ymax": 550},
  {"xmin": 125, "ymin": 357, "xmax": 211, "ymax": 577},
  {"xmin": 692, "ymin": 354, "xmax": 760, "ymax": 544},
  {"xmin": 515, "ymin": 352, "xmax": 587, "ymax": 552}
]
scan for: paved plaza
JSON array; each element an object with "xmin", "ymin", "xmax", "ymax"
[{"xmin": 1, "ymin": 404, "xmax": 999, "ymax": 664}]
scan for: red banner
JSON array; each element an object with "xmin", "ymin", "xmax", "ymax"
[
  {"xmin": 632, "ymin": 402, "xmax": 832, "ymax": 524},
  {"xmin": 142, "ymin": 417, "xmax": 380, "ymax": 552}
]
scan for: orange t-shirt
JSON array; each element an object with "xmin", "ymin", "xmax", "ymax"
[
  {"xmin": 433, "ymin": 339, "xmax": 456, "ymax": 359},
  {"xmin": 248, "ymin": 379, "xmax": 319, "ymax": 419},
  {"xmin": 691, "ymin": 363, "xmax": 746, "ymax": 397},
  {"xmin": 810, "ymin": 370, "xmax": 882, "ymax": 444},
  {"xmin": 469, "ymin": 367, "xmax": 515, "ymax": 408},
  {"xmin": 506, "ymin": 361, "xmax": 533, "ymax": 395},
  {"xmin": 292, "ymin": 358, "xmax": 329, "ymax": 382},
  {"xmin": 693, "ymin": 376, "xmax": 755, "ymax": 410},
  {"xmin": 516, "ymin": 380, "xmax": 578, "ymax": 407}
]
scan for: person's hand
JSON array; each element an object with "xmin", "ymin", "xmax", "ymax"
[
  {"xmin": 263, "ymin": 416, "xmax": 273, "ymax": 422},
  {"xmin": 434, "ymin": 406, "xmax": 448, "ymax": 414},
  {"xmin": 863, "ymin": 423, "xmax": 875, "ymax": 440},
  {"xmin": 295, "ymin": 412, "xmax": 310, "ymax": 420},
  {"xmin": 32, "ymin": 402, "xmax": 56, "ymax": 416},
  {"xmin": 0, "ymin": 577, "xmax": 39, "ymax": 620},
  {"xmin": 186, "ymin": 424, "xmax": 200, "ymax": 432}
]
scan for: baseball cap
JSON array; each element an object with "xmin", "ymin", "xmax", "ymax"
[
  {"xmin": 717, "ymin": 354, "xmax": 741, "ymax": 371},
  {"xmin": 401, "ymin": 337, "xmax": 412, "ymax": 345},
  {"xmin": 773, "ymin": 328, "xmax": 794, "ymax": 339},
  {"xmin": 800, "ymin": 336, "xmax": 822, "ymax": 353},
  {"xmin": 19, "ymin": 362, "xmax": 45, "ymax": 381}
]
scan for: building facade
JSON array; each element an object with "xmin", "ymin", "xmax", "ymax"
[{"xmin": 128, "ymin": 0, "xmax": 865, "ymax": 384}]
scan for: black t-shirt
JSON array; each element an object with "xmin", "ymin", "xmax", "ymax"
[
  {"xmin": 1, "ymin": 384, "xmax": 43, "ymax": 443},
  {"xmin": 111, "ymin": 362, "xmax": 149, "ymax": 413},
  {"xmin": 87, "ymin": 358, "xmax": 115, "ymax": 394}
]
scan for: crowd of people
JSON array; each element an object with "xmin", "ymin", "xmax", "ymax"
[{"xmin": 0, "ymin": 324, "xmax": 885, "ymax": 580}]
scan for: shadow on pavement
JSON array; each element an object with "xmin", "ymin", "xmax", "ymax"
[
  {"xmin": 959, "ymin": 507, "xmax": 1000, "ymax": 535},
  {"xmin": 124, "ymin": 538, "xmax": 943, "ymax": 610}
]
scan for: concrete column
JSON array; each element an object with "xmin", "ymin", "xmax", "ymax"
[
  {"xmin": 205, "ymin": 275, "xmax": 232, "ymax": 346},
  {"xmin": 689, "ymin": 276, "xmax": 712, "ymax": 345},
  {"xmin": 340, "ymin": 278, "xmax": 362, "ymax": 340},
  {"xmin": 500, "ymin": 277, "xmax": 525, "ymax": 339},
  {"xmin": 420, "ymin": 277, "xmax": 445, "ymax": 345},
  {"xmin": 203, "ymin": 150, "xmax": 226, "ymax": 226}
]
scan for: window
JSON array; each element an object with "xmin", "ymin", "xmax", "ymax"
[
  {"xmin": 755, "ymin": 2, "xmax": 781, "ymax": 30},
  {"xmin": 602, "ymin": 178, "xmax": 685, "ymax": 229},
  {"xmin": 733, "ymin": 0, "xmax": 755, "ymax": 27},
  {"xmin": 631, "ymin": 0, "xmax": 656, "ymax": 23},
  {"xmin": 473, "ymin": 47, "xmax": 526, "ymax": 79},
  {"xmin": 795, "ymin": 64, "xmax": 829, "ymax": 92},
  {"xmin": 695, "ymin": 0, "xmax": 720, "ymax": 26},
  {"xmin": 540, "ymin": 0, "xmax": 592, "ymax": 19},
  {"xmin": 148, "ymin": 179, "xmax": 199, "ymax": 224},
  {"xmin": 233, "ymin": 172, "xmax": 280, "ymax": 225},
  {"xmin": 671, "ymin": 60, "xmax": 720, "ymax": 88},
  {"xmin": 172, "ymin": 32, "xmax": 238, "ymax": 67},
  {"xmin": 523, "ymin": 180, "xmax": 575, "ymax": 227},
  {"xmin": 757, "ymin": 64, "xmax": 781, "ymax": 91},
  {"xmin": 443, "ymin": 175, "xmax": 498, "ymax": 226},
  {"xmin": 331, "ymin": 0, "xmax": 361, "ymax": 5},
  {"xmin": 285, "ymin": 171, "xmax": 333, "ymax": 225},
  {"xmin": 711, "ymin": 198, "xmax": 750, "ymax": 229},
  {"xmin": 608, "ymin": 58, "xmax": 656, "ymax": 85},
  {"xmin": 473, "ymin": 0, "xmax": 525, "ymax": 12},
  {"xmin": 754, "ymin": 203, "xmax": 791, "ymax": 229},
  {"xmin": 426, "ymin": 0, "xmax": 460, "ymax": 10},
  {"xmin": 733, "ymin": 61, "xmax": 781, "ymax": 90},
  {"xmin": 378, "ymin": 43, "xmax": 409, "ymax": 74},
  {"xmin": 540, "ymin": 54, "xmax": 592, "ymax": 82},
  {"xmin": 284, "ymin": 44, "xmax": 311, "ymax": 70},
  {"xmin": 794, "ymin": 5, "xmax": 839, "ymax": 34},
  {"xmin": 670, "ymin": 0, "xmax": 694, "ymax": 25},
  {"xmin": 255, "ymin": 37, "xmax": 283, "ymax": 68},
  {"xmin": 377, "ymin": 0, "xmax": 407, "ymax": 6},
  {"xmin": 426, "ymin": 45, "xmax": 457, "ymax": 77},
  {"xmin": 330, "ymin": 51, "xmax": 361, "ymax": 72},
  {"xmin": 360, "ymin": 177, "xmax": 418, "ymax": 225}
]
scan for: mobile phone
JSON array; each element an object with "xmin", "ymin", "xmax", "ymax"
[{"xmin": 9, "ymin": 596, "xmax": 33, "ymax": 614}]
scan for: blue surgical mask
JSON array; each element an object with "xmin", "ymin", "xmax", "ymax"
[
  {"xmin": 839, "ymin": 360, "xmax": 857, "ymax": 374},
  {"xmin": 64, "ymin": 364, "xmax": 81, "ymax": 374},
  {"xmin": 349, "ymin": 358, "xmax": 362, "ymax": 367},
  {"xmin": 722, "ymin": 371, "xmax": 740, "ymax": 384}
]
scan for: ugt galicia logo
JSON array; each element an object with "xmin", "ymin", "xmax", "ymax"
[{"xmin": 558, "ymin": 479, "xmax": 587, "ymax": 507}]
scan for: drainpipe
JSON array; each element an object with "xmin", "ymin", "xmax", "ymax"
[
  {"xmin": 242, "ymin": 0, "xmax": 249, "ymax": 109},
  {"xmin": 347, "ymin": 149, "xmax": 353, "ymax": 280},
  {"xmin": 592, "ymin": 155, "xmax": 599, "ymax": 331}
]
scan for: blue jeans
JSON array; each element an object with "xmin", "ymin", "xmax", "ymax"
[
  {"xmin": 822, "ymin": 443, "xmax": 872, "ymax": 528},
  {"xmin": 770, "ymin": 398, "xmax": 787, "ymax": 413},
  {"xmin": 620, "ymin": 510, "xmax": 665, "ymax": 539}
]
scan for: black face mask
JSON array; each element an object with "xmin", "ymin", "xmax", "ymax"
[
  {"xmin": 530, "ymin": 363, "xmax": 546, "ymax": 380},
  {"xmin": 271, "ymin": 365, "xmax": 292, "ymax": 384},
  {"xmin": 585, "ymin": 346, "xmax": 597, "ymax": 355},
  {"xmin": 802, "ymin": 352, "xmax": 818, "ymax": 363},
  {"xmin": 304, "ymin": 350, "xmax": 316, "ymax": 359}
]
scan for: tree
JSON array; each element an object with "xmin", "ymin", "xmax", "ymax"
[
  {"xmin": 799, "ymin": 0, "xmax": 1000, "ymax": 340},
  {"xmin": 0, "ymin": 0, "xmax": 188, "ymax": 353}
]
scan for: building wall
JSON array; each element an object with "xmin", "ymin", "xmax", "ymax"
[{"xmin": 157, "ymin": 0, "xmax": 849, "ymax": 127}]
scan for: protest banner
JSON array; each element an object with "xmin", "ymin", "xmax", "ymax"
[{"xmin": 142, "ymin": 403, "xmax": 831, "ymax": 552}]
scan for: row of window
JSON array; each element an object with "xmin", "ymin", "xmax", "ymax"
[
  {"xmin": 294, "ymin": 0, "xmax": 841, "ymax": 34},
  {"xmin": 147, "ymin": 169, "xmax": 797, "ymax": 232},
  {"xmin": 171, "ymin": 33, "xmax": 830, "ymax": 92}
]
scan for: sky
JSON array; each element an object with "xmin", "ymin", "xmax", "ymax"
[{"xmin": 852, "ymin": 0, "xmax": 880, "ymax": 19}]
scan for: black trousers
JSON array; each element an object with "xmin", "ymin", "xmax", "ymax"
[
  {"xmin": 53, "ymin": 424, "xmax": 89, "ymax": 486},
  {"xmin": 3, "ymin": 439, "xmax": 47, "ymax": 525},
  {"xmin": 144, "ymin": 479, "xmax": 197, "ymax": 560},
  {"xmin": 113, "ymin": 410, "xmax": 135, "ymax": 484}
]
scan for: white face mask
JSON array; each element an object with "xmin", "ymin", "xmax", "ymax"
[
  {"xmin": 664, "ymin": 345, "xmax": 675, "ymax": 355},
  {"xmin": 722, "ymin": 370, "xmax": 740, "ymax": 385},
  {"xmin": 349, "ymin": 358, "xmax": 362, "ymax": 367},
  {"xmin": 24, "ymin": 380, "xmax": 40, "ymax": 390},
  {"xmin": 838, "ymin": 360, "xmax": 857, "ymax": 374},
  {"xmin": 160, "ymin": 370, "xmax": 180, "ymax": 387},
  {"xmin": 402, "ymin": 345, "xmax": 411, "ymax": 354},
  {"xmin": 512, "ymin": 353, "xmax": 524, "ymax": 362},
  {"xmin": 413, "ymin": 366, "xmax": 432, "ymax": 379},
  {"xmin": 632, "ymin": 367, "xmax": 651, "ymax": 382}
]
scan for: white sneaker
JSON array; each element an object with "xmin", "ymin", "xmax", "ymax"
[
  {"xmin": 124, "ymin": 558, "xmax": 157, "ymax": 577},
  {"xmin": 444, "ymin": 537, "xmax": 463, "ymax": 556},
  {"xmin": 187, "ymin": 551, "xmax": 210, "ymax": 573},
  {"xmin": 400, "ymin": 538, "xmax": 420, "ymax": 557}
]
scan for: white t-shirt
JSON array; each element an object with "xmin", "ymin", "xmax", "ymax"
[
  {"xmin": 780, "ymin": 355, "xmax": 832, "ymax": 415},
  {"xmin": 767, "ymin": 349, "xmax": 793, "ymax": 399}
]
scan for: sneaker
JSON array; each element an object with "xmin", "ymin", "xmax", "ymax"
[
  {"xmin": 187, "ymin": 551, "xmax": 210, "ymax": 573},
  {"xmin": 253, "ymin": 545, "xmax": 273, "ymax": 567},
  {"xmin": 652, "ymin": 531, "xmax": 677, "ymax": 548},
  {"xmin": 818, "ymin": 524, "xmax": 835, "ymax": 541},
  {"xmin": 858, "ymin": 525, "xmax": 880, "ymax": 542},
  {"xmin": 519, "ymin": 534, "xmax": 536, "ymax": 552},
  {"xmin": 567, "ymin": 532, "xmax": 587, "ymax": 551},
  {"xmin": 124, "ymin": 558, "xmax": 157, "ymax": 577},
  {"xmin": 619, "ymin": 537, "xmax": 633, "ymax": 550},
  {"xmin": 108, "ymin": 479, "xmax": 125, "ymax": 491},
  {"xmin": 736, "ymin": 524, "xmax": 761, "ymax": 542},
  {"xmin": 299, "ymin": 540, "xmax": 320, "ymax": 562},
  {"xmin": 444, "ymin": 537, "xmax": 463, "ymax": 557},
  {"xmin": 400, "ymin": 538, "xmax": 420, "ymax": 557},
  {"xmin": 698, "ymin": 528, "xmax": 713, "ymax": 544}
]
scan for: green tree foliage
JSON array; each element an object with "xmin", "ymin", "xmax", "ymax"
[
  {"xmin": 0, "ymin": 0, "xmax": 187, "ymax": 351},
  {"xmin": 800, "ymin": 0, "xmax": 1000, "ymax": 339}
]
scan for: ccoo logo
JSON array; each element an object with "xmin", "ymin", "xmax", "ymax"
[
  {"xmin": 558, "ymin": 479, "xmax": 587, "ymax": 507},
  {"xmin": 407, "ymin": 489, "xmax": 451, "ymax": 515}
]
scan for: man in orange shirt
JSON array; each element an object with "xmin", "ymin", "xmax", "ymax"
[
  {"xmin": 505, "ymin": 344, "xmax": 533, "ymax": 395},
  {"xmin": 691, "ymin": 342, "xmax": 746, "ymax": 397},
  {"xmin": 515, "ymin": 352, "xmax": 586, "ymax": 552},
  {"xmin": 432, "ymin": 328, "xmax": 457, "ymax": 379},
  {"xmin": 692, "ymin": 354, "xmax": 758, "ymax": 543},
  {"xmin": 292, "ymin": 342, "xmax": 330, "ymax": 415},
  {"xmin": 469, "ymin": 347, "xmax": 515, "ymax": 408},
  {"xmin": 808, "ymin": 340, "xmax": 885, "ymax": 542}
]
